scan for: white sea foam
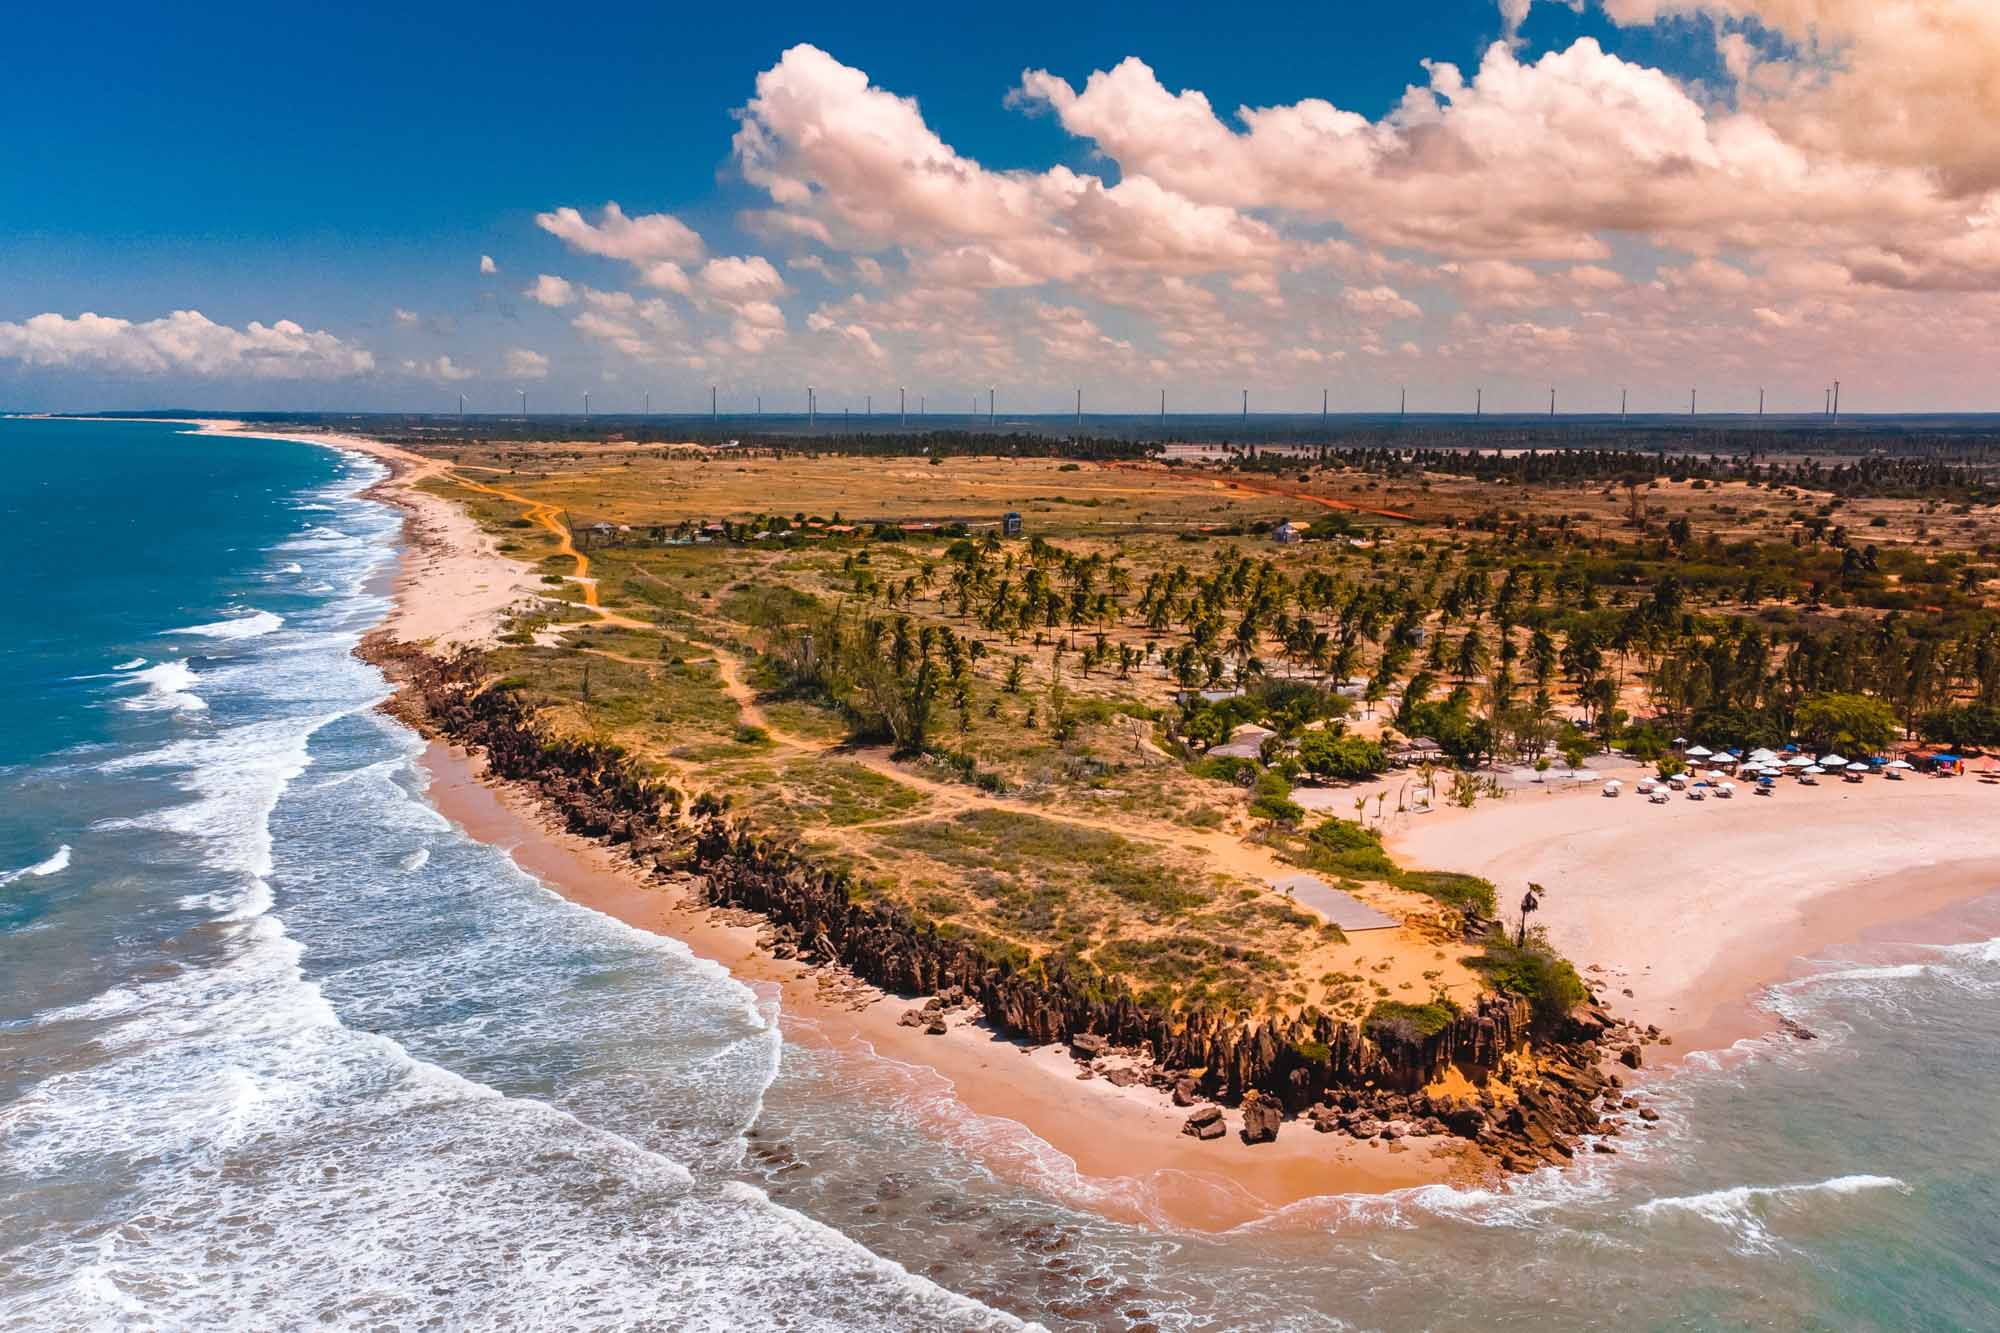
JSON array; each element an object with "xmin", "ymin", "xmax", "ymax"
[
  {"xmin": 164, "ymin": 609, "xmax": 283, "ymax": 640},
  {"xmin": 98, "ymin": 710, "xmax": 353, "ymax": 880},
  {"xmin": 117, "ymin": 660, "xmax": 205, "ymax": 713},
  {"xmin": 1633, "ymin": 1175, "xmax": 1909, "ymax": 1255},
  {"xmin": 0, "ymin": 846, "xmax": 71, "ymax": 886},
  {"xmin": 112, "ymin": 657, "xmax": 146, "ymax": 671},
  {"xmin": 6, "ymin": 441, "xmax": 1021, "ymax": 1333},
  {"xmin": 1791, "ymin": 962, "xmax": 1931, "ymax": 986},
  {"xmin": 397, "ymin": 848, "xmax": 429, "ymax": 873},
  {"xmin": 277, "ymin": 561, "xmax": 304, "ymax": 574},
  {"xmin": 1938, "ymin": 934, "xmax": 2000, "ymax": 966}
]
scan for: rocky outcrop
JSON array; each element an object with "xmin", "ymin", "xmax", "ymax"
[
  {"xmin": 366, "ymin": 640, "xmax": 1618, "ymax": 1171},
  {"xmin": 1239, "ymin": 1092, "xmax": 1281, "ymax": 1144}
]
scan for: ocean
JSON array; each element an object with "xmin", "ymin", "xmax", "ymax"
[{"xmin": 2, "ymin": 416, "xmax": 1996, "ymax": 1331}]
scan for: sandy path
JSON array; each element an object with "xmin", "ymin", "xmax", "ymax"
[
  {"xmin": 693, "ymin": 637, "xmax": 1313, "ymax": 889},
  {"xmin": 1214, "ymin": 474, "xmax": 1416, "ymax": 521},
  {"xmin": 444, "ymin": 473, "xmax": 651, "ymax": 630}
]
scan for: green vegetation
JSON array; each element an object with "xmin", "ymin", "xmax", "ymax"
[
  {"xmin": 1295, "ymin": 730, "xmax": 1386, "ymax": 781},
  {"xmin": 1794, "ymin": 692, "xmax": 1901, "ymax": 755},
  {"xmin": 1468, "ymin": 929, "xmax": 1589, "ymax": 1023},
  {"xmin": 1298, "ymin": 818, "xmax": 1499, "ymax": 916},
  {"xmin": 1365, "ymin": 998, "xmax": 1462, "ymax": 1046}
]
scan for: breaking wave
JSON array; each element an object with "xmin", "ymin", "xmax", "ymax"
[
  {"xmin": 163, "ymin": 609, "xmax": 284, "ymax": 640},
  {"xmin": 117, "ymin": 660, "xmax": 205, "ymax": 713},
  {"xmin": 0, "ymin": 846, "xmax": 70, "ymax": 886}
]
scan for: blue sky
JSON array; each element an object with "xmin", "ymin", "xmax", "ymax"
[{"xmin": 5, "ymin": 1, "xmax": 1995, "ymax": 412}]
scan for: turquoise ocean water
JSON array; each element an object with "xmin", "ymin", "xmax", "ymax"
[{"xmin": 2, "ymin": 417, "xmax": 1996, "ymax": 1330}]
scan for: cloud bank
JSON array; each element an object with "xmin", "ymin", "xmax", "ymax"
[{"xmin": 0, "ymin": 310, "xmax": 374, "ymax": 379}]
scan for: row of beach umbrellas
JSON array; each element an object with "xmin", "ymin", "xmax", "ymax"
[{"xmin": 1674, "ymin": 739, "xmax": 1912, "ymax": 779}]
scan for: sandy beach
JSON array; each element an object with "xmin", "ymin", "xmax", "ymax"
[
  {"xmin": 183, "ymin": 419, "xmax": 542, "ymax": 650},
  {"xmin": 1387, "ymin": 773, "xmax": 2000, "ymax": 1053},
  {"xmin": 211, "ymin": 414, "xmax": 2000, "ymax": 1231}
]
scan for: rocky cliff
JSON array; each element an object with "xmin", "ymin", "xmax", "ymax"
[{"xmin": 366, "ymin": 639, "xmax": 1636, "ymax": 1168}]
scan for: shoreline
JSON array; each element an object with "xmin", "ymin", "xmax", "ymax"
[
  {"xmin": 416, "ymin": 738, "xmax": 1471, "ymax": 1231},
  {"xmin": 161, "ymin": 415, "xmax": 2000, "ymax": 1230},
  {"xmin": 207, "ymin": 414, "xmax": 1477, "ymax": 1229},
  {"xmin": 1385, "ymin": 774, "xmax": 2000, "ymax": 1064}
]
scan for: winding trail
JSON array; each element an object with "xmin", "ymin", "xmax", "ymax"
[
  {"xmin": 444, "ymin": 471, "xmax": 652, "ymax": 630},
  {"xmin": 433, "ymin": 484, "xmax": 1399, "ymax": 919},
  {"xmin": 692, "ymin": 636, "xmax": 1321, "ymax": 893}
]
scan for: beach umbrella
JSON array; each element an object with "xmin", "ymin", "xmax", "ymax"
[
  {"xmin": 1685, "ymin": 745, "xmax": 1713, "ymax": 759},
  {"xmin": 1786, "ymin": 755, "xmax": 1813, "ymax": 767},
  {"xmin": 1672, "ymin": 737, "xmax": 1688, "ymax": 747},
  {"xmin": 1888, "ymin": 759, "xmax": 1915, "ymax": 770},
  {"xmin": 1846, "ymin": 762, "xmax": 1869, "ymax": 772},
  {"xmin": 1821, "ymin": 753, "xmax": 1848, "ymax": 768},
  {"xmin": 1707, "ymin": 769, "xmax": 1727, "ymax": 779},
  {"xmin": 1804, "ymin": 765, "xmax": 1824, "ymax": 774}
]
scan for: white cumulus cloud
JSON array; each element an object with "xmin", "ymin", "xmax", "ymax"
[
  {"xmin": 0, "ymin": 310, "xmax": 373, "ymax": 379},
  {"xmin": 503, "ymin": 347, "xmax": 549, "ymax": 379},
  {"xmin": 524, "ymin": 274, "xmax": 576, "ymax": 307}
]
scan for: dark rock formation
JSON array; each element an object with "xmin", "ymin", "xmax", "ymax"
[
  {"xmin": 1239, "ymin": 1092, "xmax": 1281, "ymax": 1144},
  {"xmin": 364, "ymin": 639, "xmax": 1618, "ymax": 1173},
  {"xmin": 1182, "ymin": 1106, "xmax": 1225, "ymax": 1140}
]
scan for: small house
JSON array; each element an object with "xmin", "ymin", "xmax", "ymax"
[
  {"xmin": 1002, "ymin": 511, "xmax": 1023, "ymax": 537},
  {"xmin": 1272, "ymin": 519, "xmax": 1300, "ymax": 544}
]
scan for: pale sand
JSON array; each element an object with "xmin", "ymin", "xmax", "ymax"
[
  {"xmin": 182, "ymin": 418, "xmax": 543, "ymax": 649},
  {"xmin": 1386, "ymin": 770, "xmax": 2000, "ymax": 1053}
]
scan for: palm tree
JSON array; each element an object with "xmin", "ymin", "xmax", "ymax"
[{"xmin": 1517, "ymin": 882, "xmax": 1545, "ymax": 946}]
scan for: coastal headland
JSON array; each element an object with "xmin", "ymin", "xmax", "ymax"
[{"xmin": 192, "ymin": 417, "xmax": 2000, "ymax": 1231}]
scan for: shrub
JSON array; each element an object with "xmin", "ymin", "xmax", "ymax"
[
  {"xmin": 1469, "ymin": 929, "xmax": 1588, "ymax": 1023},
  {"xmin": 1365, "ymin": 998, "xmax": 1460, "ymax": 1046},
  {"xmin": 1296, "ymin": 730, "xmax": 1387, "ymax": 781}
]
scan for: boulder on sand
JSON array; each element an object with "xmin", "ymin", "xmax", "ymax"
[
  {"xmin": 1239, "ymin": 1092, "xmax": 1281, "ymax": 1145},
  {"xmin": 1181, "ymin": 1106, "xmax": 1226, "ymax": 1141},
  {"xmin": 1069, "ymin": 1032, "xmax": 1110, "ymax": 1061}
]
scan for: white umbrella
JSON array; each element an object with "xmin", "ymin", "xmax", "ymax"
[
  {"xmin": 1786, "ymin": 755, "xmax": 1814, "ymax": 768},
  {"xmin": 1673, "ymin": 737, "xmax": 1688, "ymax": 746},
  {"xmin": 1846, "ymin": 762, "xmax": 1869, "ymax": 772},
  {"xmin": 1804, "ymin": 765, "xmax": 1824, "ymax": 774},
  {"xmin": 1821, "ymin": 753, "xmax": 1848, "ymax": 768},
  {"xmin": 1685, "ymin": 745, "xmax": 1713, "ymax": 759},
  {"xmin": 1708, "ymin": 769, "xmax": 1728, "ymax": 779},
  {"xmin": 1888, "ymin": 759, "xmax": 1915, "ymax": 770}
]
